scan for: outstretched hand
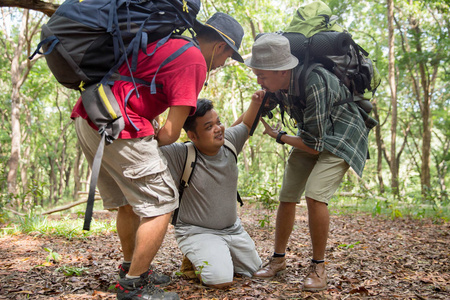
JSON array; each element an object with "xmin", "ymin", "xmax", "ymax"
[
  {"xmin": 261, "ymin": 118, "xmax": 283, "ymax": 139},
  {"xmin": 251, "ymin": 90, "xmax": 265, "ymax": 105}
]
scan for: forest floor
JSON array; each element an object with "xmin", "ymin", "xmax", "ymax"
[{"xmin": 0, "ymin": 203, "xmax": 448, "ymax": 300}]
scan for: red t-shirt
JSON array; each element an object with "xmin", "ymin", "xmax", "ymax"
[{"xmin": 71, "ymin": 38, "xmax": 206, "ymax": 139}]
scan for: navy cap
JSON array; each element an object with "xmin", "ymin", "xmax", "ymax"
[{"xmin": 195, "ymin": 12, "xmax": 244, "ymax": 63}]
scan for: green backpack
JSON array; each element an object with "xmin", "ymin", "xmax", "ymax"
[
  {"xmin": 287, "ymin": 0, "xmax": 343, "ymax": 37},
  {"xmin": 283, "ymin": 1, "xmax": 381, "ymax": 112}
]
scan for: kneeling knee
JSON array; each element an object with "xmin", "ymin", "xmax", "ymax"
[{"xmin": 205, "ymin": 281, "xmax": 233, "ymax": 289}]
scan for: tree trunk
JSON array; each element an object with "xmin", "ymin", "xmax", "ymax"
[
  {"xmin": 410, "ymin": 19, "xmax": 432, "ymax": 198},
  {"xmin": 7, "ymin": 10, "xmax": 29, "ymax": 196},
  {"xmin": 387, "ymin": 0, "xmax": 399, "ymax": 195},
  {"xmin": 372, "ymin": 101, "xmax": 385, "ymax": 194}
]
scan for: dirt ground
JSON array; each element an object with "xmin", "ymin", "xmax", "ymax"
[{"xmin": 0, "ymin": 203, "xmax": 448, "ymax": 299}]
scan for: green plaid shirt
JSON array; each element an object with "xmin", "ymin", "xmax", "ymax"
[{"xmin": 276, "ymin": 65, "xmax": 377, "ymax": 177}]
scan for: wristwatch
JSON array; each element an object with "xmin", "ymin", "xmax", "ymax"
[{"xmin": 276, "ymin": 131, "xmax": 287, "ymax": 145}]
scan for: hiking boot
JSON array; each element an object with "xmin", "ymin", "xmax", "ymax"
[
  {"xmin": 252, "ymin": 256, "xmax": 286, "ymax": 280},
  {"xmin": 116, "ymin": 274, "xmax": 179, "ymax": 300},
  {"xmin": 118, "ymin": 263, "xmax": 171, "ymax": 286},
  {"xmin": 303, "ymin": 261, "xmax": 327, "ymax": 292}
]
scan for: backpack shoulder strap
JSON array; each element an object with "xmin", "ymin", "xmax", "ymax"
[
  {"xmin": 171, "ymin": 141, "xmax": 197, "ymax": 226},
  {"xmin": 181, "ymin": 141, "xmax": 197, "ymax": 188},
  {"xmin": 297, "ymin": 62, "xmax": 323, "ymax": 107},
  {"xmin": 223, "ymin": 139, "xmax": 244, "ymax": 207},
  {"xmin": 83, "ymin": 131, "xmax": 107, "ymax": 231},
  {"xmin": 223, "ymin": 139, "xmax": 237, "ymax": 161}
]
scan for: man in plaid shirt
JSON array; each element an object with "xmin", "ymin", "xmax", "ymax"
[{"xmin": 245, "ymin": 34, "xmax": 377, "ymax": 291}]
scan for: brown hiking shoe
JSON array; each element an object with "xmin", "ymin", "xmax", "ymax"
[
  {"xmin": 303, "ymin": 262, "xmax": 327, "ymax": 291},
  {"xmin": 252, "ymin": 256, "xmax": 286, "ymax": 280},
  {"xmin": 179, "ymin": 256, "xmax": 197, "ymax": 279}
]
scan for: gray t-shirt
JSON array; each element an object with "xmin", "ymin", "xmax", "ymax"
[{"xmin": 160, "ymin": 123, "xmax": 248, "ymax": 230}]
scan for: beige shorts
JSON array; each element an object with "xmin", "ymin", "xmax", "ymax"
[
  {"xmin": 75, "ymin": 117, "xmax": 179, "ymax": 217},
  {"xmin": 279, "ymin": 148, "xmax": 349, "ymax": 204}
]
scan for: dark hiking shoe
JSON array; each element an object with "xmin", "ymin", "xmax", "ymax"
[
  {"xmin": 116, "ymin": 274, "xmax": 179, "ymax": 300},
  {"xmin": 118, "ymin": 263, "xmax": 171, "ymax": 286}
]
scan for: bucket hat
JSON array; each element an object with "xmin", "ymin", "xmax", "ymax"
[
  {"xmin": 245, "ymin": 34, "xmax": 299, "ymax": 70},
  {"xmin": 195, "ymin": 12, "xmax": 244, "ymax": 63}
]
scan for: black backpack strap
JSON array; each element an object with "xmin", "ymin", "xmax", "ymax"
[
  {"xmin": 150, "ymin": 41, "xmax": 195, "ymax": 94},
  {"xmin": 248, "ymin": 91, "xmax": 273, "ymax": 136},
  {"xmin": 171, "ymin": 141, "xmax": 197, "ymax": 226},
  {"xmin": 298, "ymin": 62, "xmax": 322, "ymax": 109},
  {"xmin": 83, "ymin": 130, "xmax": 107, "ymax": 231},
  {"xmin": 298, "ymin": 37, "xmax": 313, "ymax": 106},
  {"xmin": 223, "ymin": 140, "xmax": 243, "ymax": 207}
]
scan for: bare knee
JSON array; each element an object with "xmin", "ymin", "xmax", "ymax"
[{"xmin": 118, "ymin": 204, "xmax": 135, "ymax": 216}]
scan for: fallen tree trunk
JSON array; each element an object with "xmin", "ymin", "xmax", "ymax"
[{"xmin": 41, "ymin": 196, "xmax": 101, "ymax": 215}]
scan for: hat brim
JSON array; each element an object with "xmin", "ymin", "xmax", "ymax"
[
  {"xmin": 194, "ymin": 19, "xmax": 244, "ymax": 63},
  {"xmin": 244, "ymin": 56, "xmax": 299, "ymax": 71}
]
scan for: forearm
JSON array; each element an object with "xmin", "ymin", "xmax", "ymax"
[
  {"xmin": 156, "ymin": 126, "xmax": 182, "ymax": 146},
  {"xmin": 261, "ymin": 118, "xmax": 319, "ymax": 154},
  {"xmin": 231, "ymin": 113, "xmax": 244, "ymax": 127},
  {"xmin": 274, "ymin": 133, "xmax": 319, "ymax": 155},
  {"xmin": 239, "ymin": 90, "xmax": 265, "ymax": 131},
  {"xmin": 155, "ymin": 106, "xmax": 191, "ymax": 146}
]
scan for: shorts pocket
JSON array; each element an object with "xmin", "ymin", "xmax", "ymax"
[{"xmin": 122, "ymin": 159, "xmax": 178, "ymax": 204}]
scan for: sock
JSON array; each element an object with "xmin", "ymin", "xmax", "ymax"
[
  {"xmin": 311, "ymin": 259, "xmax": 325, "ymax": 264},
  {"xmin": 273, "ymin": 252, "xmax": 285, "ymax": 258},
  {"xmin": 125, "ymin": 274, "xmax": 140, "ymax": 279}
]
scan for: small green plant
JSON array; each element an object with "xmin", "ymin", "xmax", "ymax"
[
  {"xmin": 338, "ymin": 241, "xmax": 361, "ymax": 250},
  {"xmin": 44, "ymin": 248, "xmax": 60, "ymax": 263},
  {"xmin": 252, "ymin": 186, "xmax": 278, "ymax": 228},
  {"xmin": 258, "ymin": 214, "xmax": 271, "ymax": 228},
  {"xmin": 254, "ymin": 187, "xmax": 278, "ymax": 211},
  {"xmin": 195, "ymin": 261, "xmax": 210, "ymax": 277},
  {"xmin": 390, "ymin": 207, "xmax": 402, "ymax": 219},
  {"xmin": 56, "ymin": 266, "xmax": 88, "ymax": 276}
]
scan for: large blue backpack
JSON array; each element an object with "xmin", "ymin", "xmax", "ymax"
[
  {"xmin": 30, "ymin": 0, "xmax": 201, "ymax": 91},
  {"xmin": 30, "ymin": 0, "xmax": 201, "ymax": 231}
]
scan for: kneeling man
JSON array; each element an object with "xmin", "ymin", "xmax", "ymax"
[{"xmin": 160, "ymin": 95, "xmax": 263, "ymax": 288}]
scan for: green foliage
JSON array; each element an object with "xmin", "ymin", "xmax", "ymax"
[
  {"xmin": 44, "ymin": 247, "xmax": 60, "ymax": 263},
  {"xmin": 331, "ymin": 193, "xmax": 449, "ymax": 223},
  {"xmin": 2, "ymin": 210, "xmax": 116, "ymax": 239},
  {"xmin": 56, "ymin": 265, "xmax": 89, "ymax": 277},
  {"xmin": 250, "ymin": 185, "xmax": 279, "ymax": 228},
  {"xmin": 0, "ymin": 1, "xmax": 448, "ymax": 219},
  {"xmin": 195, "ymin": 261, "xmax": 210, "ymax": 278},
  {"xmin": 338, "ymin": 241, "xmax": 361, "ymax": 250}
]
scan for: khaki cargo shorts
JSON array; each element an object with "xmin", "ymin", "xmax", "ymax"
[
  {"xmin": 75, "ymin": 117, "xmax": 179, "ymax": 218},
  {"xmin": 279, "ymin": 148, "xmax": 349, "ymax": 204}
]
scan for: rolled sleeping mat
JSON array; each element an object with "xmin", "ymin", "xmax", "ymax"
[
  {"xmin": 255, "ymin": 31, "xmax": 352, "ymax": 59},
  {"xmin": 283, "ymin": 31, "xmax": 352, "ymax": 58}
]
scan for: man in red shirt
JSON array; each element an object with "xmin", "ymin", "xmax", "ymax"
[{"xmin": 71, "ymin": 12, "xmax": 244, "ymax": 300}]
